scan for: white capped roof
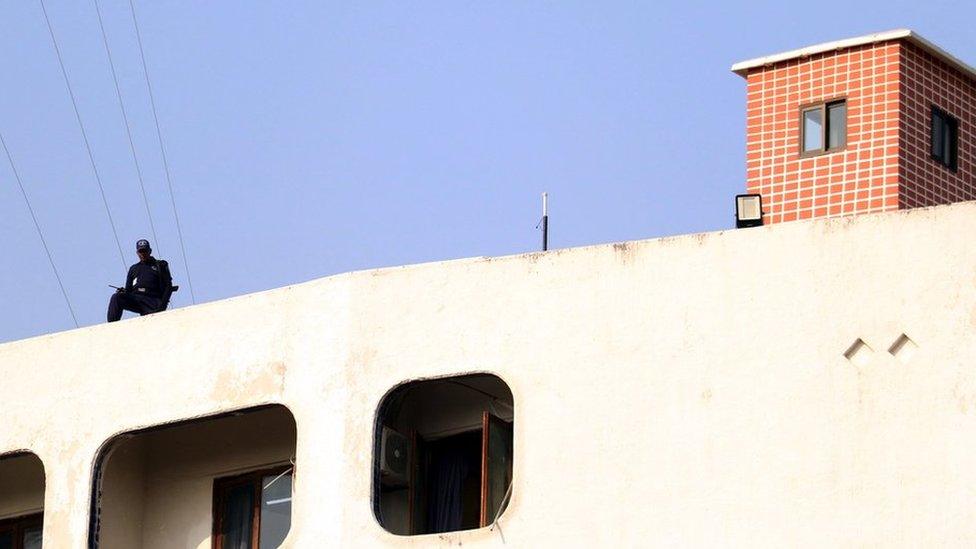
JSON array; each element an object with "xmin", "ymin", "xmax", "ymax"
[{"xmin": 731, "ymin": 29, "xmax": 976, "ymax": 82}]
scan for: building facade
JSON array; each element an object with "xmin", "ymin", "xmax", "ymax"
[
  {"xmin": 734, "ymin": 30, "xmax": 976, "ymax": 223},
  {"xmin": 2, "ymin": 200, "xmax": 976, "ymax": 547},
  {"xmin": 2, "ymin": 30, "xmax": 976, "ymax": 548}
]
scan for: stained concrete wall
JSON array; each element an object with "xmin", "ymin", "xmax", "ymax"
[{"xmin": 1, "ymin": 201, "xmax": 976, "ymax": 547}]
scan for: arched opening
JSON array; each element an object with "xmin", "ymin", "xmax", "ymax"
[
  {"xmin": 374, "ymin": 374, "xmax": 514, "ymax": 536},
  {"xmin": 0, "ymin": 452, "xmax": 45, "ymax": 549},
  {"xmin": 90, "ymin": 404, "xmax": 296, "ymax": 549}
]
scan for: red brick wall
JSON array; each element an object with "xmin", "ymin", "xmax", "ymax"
[
  {"xmin": 745, "ymin": 42, "xmax": 901, "ymax": 223},
  {"xmin": 898, "ymin": 41, "xmax": 976, "ymax": 208}
]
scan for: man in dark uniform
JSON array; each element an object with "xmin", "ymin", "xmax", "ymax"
[{"xmin": 107, "ymin": 239, "xmax": 174, "ymax": 322}]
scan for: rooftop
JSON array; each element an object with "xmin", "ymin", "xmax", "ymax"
[{"xmin": 730, "ymin": 29, "xmax": 976, "ymax": 81}]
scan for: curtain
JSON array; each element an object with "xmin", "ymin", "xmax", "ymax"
[
  {"xmin": 427, "ymin": 446, "xmax": 469, "ymax": 533},
  {"xmin": 22, "ymin": 527, "xmax": 42, "ymax": 549},
  {"xmin": 221, "ymin": 484, "xmax": 254, "ymax": 549}
]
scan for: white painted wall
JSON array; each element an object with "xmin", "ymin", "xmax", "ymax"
[{"xmin": 1, "ymin": 202, "xmax": 976, "ymax": 547}]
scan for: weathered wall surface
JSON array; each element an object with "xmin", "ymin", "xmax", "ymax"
[{"xmin": 1, "ymin": 202, "xmax": 976, "ymax": 547}]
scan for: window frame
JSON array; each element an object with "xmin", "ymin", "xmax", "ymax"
[
  {"xmin": 211, "ymin": 464, "xmax": 293, "ymax": 549},
  {"xmin": 372, "ymin": 374, "xmax": 515, "ymax": 537},
  {"xmin": 0, "ymin": 513, "xmax": 43, "ymax": 549},
  {"xmin": 931, "ymin": 105, "xmax": 959, "ymax": 171},
  {"xmin": 799, "ymin": 98, "xmax": 848, "ymax": 157}
]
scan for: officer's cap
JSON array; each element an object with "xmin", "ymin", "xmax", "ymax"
[{"xmin": 136, "ymin": 239, "xmax": 152, "ymax": 252}]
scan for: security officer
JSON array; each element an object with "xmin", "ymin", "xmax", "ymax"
[{"xmin": 107, "ymin": 239, "xmax": 174, "ymax": 322}]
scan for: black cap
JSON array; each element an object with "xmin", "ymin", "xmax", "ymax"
[{"xmin": 136, "ymin": 239, "xmax": 151, "ymax": 252}]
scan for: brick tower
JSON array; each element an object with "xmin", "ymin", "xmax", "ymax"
[{"xmin": 732, "ymin": 30, "xmax": 976, "ymax": 224}]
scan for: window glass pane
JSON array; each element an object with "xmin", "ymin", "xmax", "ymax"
[
  {"xmin": 484, "ymin": 416, "xmax": 514, "ymax": 526},
  {"xmin": 221, "ymin": 483, "xmax": 254, "ymax": 549},
  {"xmin": 803, "ymin": 108, "xmax": 823, "ymax": 152},
  {"xmin": 259, "ymin": 473, "xmax": 292, "ymax": 548},
  {"xmin": 0, "ymin": 531, "xmax": 13, "ymax": 549},
  {"xmin": 22, "ymin": 527, "xmax": 42, "ymax": 549},
  {"xmin": 944, "ymin": 120, "xmax": 955, "ymax": 167},
  {"xmin": 827, "ymin": 102, "xmax": 846, "ymax": 149},
  {"xmin": 932, "ymin": 112, "xmax": 945, "ymax": 158}
]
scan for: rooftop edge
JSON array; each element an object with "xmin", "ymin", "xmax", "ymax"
[{"xmin": 730, "ymin": 29, "xmax": 976, "ymax": 82}]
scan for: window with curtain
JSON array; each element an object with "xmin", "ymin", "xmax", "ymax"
[
  {"xmin": 373, "ymin": 374, "xmax": 515, "ymax": 536},
  {"xmin": 212, "ymin": 467, "xmax": 293, "ymax": 549},
  {"xmin": 0, "ymin": 514, "xmax": 42, "ymax": 549}
]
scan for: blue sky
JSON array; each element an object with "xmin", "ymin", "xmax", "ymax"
[{"xmin": 1, "ymin": 1, "xmax": 973, "ymax": 343}]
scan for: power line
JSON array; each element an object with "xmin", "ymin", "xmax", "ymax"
[
  {"xmin": 0, "ymin": 130, "xmax": 79, "ymax": 328},
  {"xmin": 127, "ymin": 0, "xmax": 196, "ymax": 304},
  {"xmin": 92, "ymin": 0, "xmax": 158, "ymax": 248},
  {"xmin": 39, "ymin": 0, "xmax": 126, "ymax": 271}
]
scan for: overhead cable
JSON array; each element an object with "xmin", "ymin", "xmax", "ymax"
[
  {"xmin": 92, "ymin": 0, "xmax": 159, "ymax": 248},
  {"xmin": 127, "ymin": 0, "xmax": 196, "ymax": 304},
  {"xmin": 1, "ymin": 130, "xmax": 79, "ymax": 328},
  {"xmin": 39, "ymin": 0, "xmax": 126, "ymax": 270}
]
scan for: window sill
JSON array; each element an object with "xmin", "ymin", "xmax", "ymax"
[
  {"xmin": 930, "ymin": 154, "xmax": 958, "ymax": 172},
  {"xmin": 798, "ymin": 145, "xmax": 847, "ymax": 159}
]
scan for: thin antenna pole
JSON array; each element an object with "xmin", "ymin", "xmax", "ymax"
[{"xmin": 541, "ymin": 192, "xmax": 548, "ymax": 251}]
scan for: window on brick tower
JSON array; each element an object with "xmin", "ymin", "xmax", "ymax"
[
  {"xmin": 801, "ymin": 99, "xmax": 846, "ymax": 155},
  {"xmin": 931, "ymin": 106, "xmax": 958, "ymax": 171}
]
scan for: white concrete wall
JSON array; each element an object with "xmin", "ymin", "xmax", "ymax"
[{"xmin": 1, "ymin": 202, "xmax": 976, "ymax": 547}]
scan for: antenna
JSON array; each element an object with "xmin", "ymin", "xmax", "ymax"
[{"xmin": 541, "ymin": 192, "xmax": 549, "ymax": 251}]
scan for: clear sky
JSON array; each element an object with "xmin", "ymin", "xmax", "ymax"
[{"xmin": 1, "ymin": 1, "xmax": 973, "ymax": 343}]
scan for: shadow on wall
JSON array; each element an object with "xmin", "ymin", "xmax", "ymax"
[
  {"xmin": 0, "ymin": 452, "xmax": 45, "ymax": 549},
  {"xmin": 89, "ymin": 405, "xmax": 296, "ymax": 549}
]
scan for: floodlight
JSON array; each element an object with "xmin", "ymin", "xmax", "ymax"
[{"xmin": 735, "ymin": 194, "xmax": 764, "ymax": 228}]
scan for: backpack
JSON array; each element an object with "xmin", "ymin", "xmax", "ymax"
[{"xmin": 158, "ymin": 260, "xmax": 179, "ymax": 310}]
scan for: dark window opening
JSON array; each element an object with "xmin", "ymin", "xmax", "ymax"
[
  {"xmin": 374, "ymin": 374, "xmax": 514, "ymax": 536},
  {"xmin": 931, "ymin": 106, "xmax": 958, "ymax": 170},
  {"xmin": 0, "ymin": 453, "xmax": 44, "ymax": 549},
  {"xmin": 213, "ymin": 466, "xmax": 293, "ymax": 549},
  {"xmin": 0, "ymin": 513, "xmax": 42, "ymax": 549},
  {"xmin": 801, "ymin": 99, "xmax": 846, "ymax": 155},
  {"xmin": 89, "ymin": 405, "xmax": 296, "ymax": 549}
]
